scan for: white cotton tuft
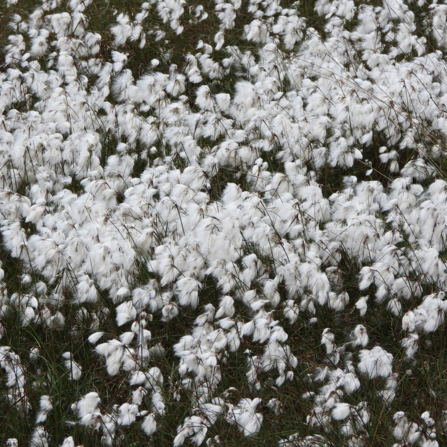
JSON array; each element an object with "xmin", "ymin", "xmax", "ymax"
[
  {"xmin": 116, "ymin": 301, "xmax": 137, "ymax": 326},
  {"xmin": 387, "ymin": 298, "xmax": 402, "ymax": 316},
  {"xmin": 161, "ymin": 302, "xmax": 179, "ymax": 321},
  {"xmin": 88, "ymin": 332, "xmax": 104, "ymax": 344},
  {"xmin": 132, "ymin": 386, "xmax": 147, "ymax": 405},
  {"xmin": 36, "ymin": 396, "xmax": 53, "ymax": 424},
  {"xmin": 401, "ymin": 333, "xmax": 419, "ymax": 359},
  {"xmin": 227, "ymin": 398, "xmax": 263, "ymax": 437},
  {"xmin": 111, "ymin": 50, "xmax": 128, "ymax": 72},
  {"xmin": 215, "ymin": 93, "xmax": 231, "ymax": 112},
  {"xmin": 329, "ymin": 291, "xmax": 349, "ymax": 311},
  {"xmin": 77, "ymin": 392, "xmax": 101, "ymax": 418},
  {"xmin": 142, "ymin": 413, "xmax": 157, "ymax": 435},
  {"xmin": 321, "ymin": 328, "xmax": 335, "ymax": 354},
  {"xmin": 119, "ymin": 331, "xmax": 135, "ymax": 345},
  {"xmin": 402, "ymin": 311, "xmax": 415, "ymax": 332},
  {"xmin": 118, "ymin": 403, "xmax": 139, "ymax": 425},
  {"xmin": 215, "ymin": 295, "xmax": 235, "ymax": 319},
  {"xmin": 355, "ymin": 296, "xmax": 369, "ymax": 316},
  {"xmin": 351, "ymin": 324, "xmax": 369, "ymax": 347},
  {"xmin": 196, "ymin": 85, "xmax": 214, "ymax": 111},
  {"xmin": 214, "ymin": 31, "xmax": 225, "ymax": 51},
  {"xmin": 358, "ymin": 346, "xmax": 393, "ymax": 379},
  {"xmin": 283, "ymin": 300, "xmax": 299, "ymax": 324},
  {"xmin": 30, "ymin": 426, "xmax": 48, "ymax": 447},
  {"xmin": 332, "ymin": 403, "xmax": 351, "ymax": 420},
  {"xmin": 62, "ymin": 352, "xmax": 82, "ymax": 381}
]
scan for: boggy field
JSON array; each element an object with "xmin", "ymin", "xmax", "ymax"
[{"xmin": 1, "ymin": 0, "xmax": 447, "ymax": 446}]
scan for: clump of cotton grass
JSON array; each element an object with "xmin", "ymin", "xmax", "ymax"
[
  {"xmin": 392, "ymin": 410, "xmax": 442, "ymax": 446},
  {"xmin": 62, "ymin": 352, "xmax": 82, "ymax": 380},
  {"xmin": 35, "ymin": 395, "xmax": 53, "ymax": 424},
  {"xmin": 70, "ymin": 390, "xmax": 150, "ymax": 445},
  {"xmin": 358, "ymin": 347, "xmax": 394, "ymax": 379},
  {"xmin": 0, "ymin": 346, "xmax": 29, "ymax": 413},
  {"xmin": 75, "ymin": 391, "xmax": 101, "ymax": 422},
  {"xmin": 29, "ymin": 426, "xmax": 49, "ymax": 447},
  {"xmin": 226, "ymin": 398, "xmax": 263, "ymax": 437}
]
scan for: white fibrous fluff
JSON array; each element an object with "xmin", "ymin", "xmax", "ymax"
[
  {"xmin": 226, "ymin": 398, "xmax": 263, "ymax": 437},
  {"xmin": 3, "ymin": 0, "xmax": 447, "ymax": 444},
  {"xmin": 358, "ymin": 347, "xmax": 394, "ymax": 379}
]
